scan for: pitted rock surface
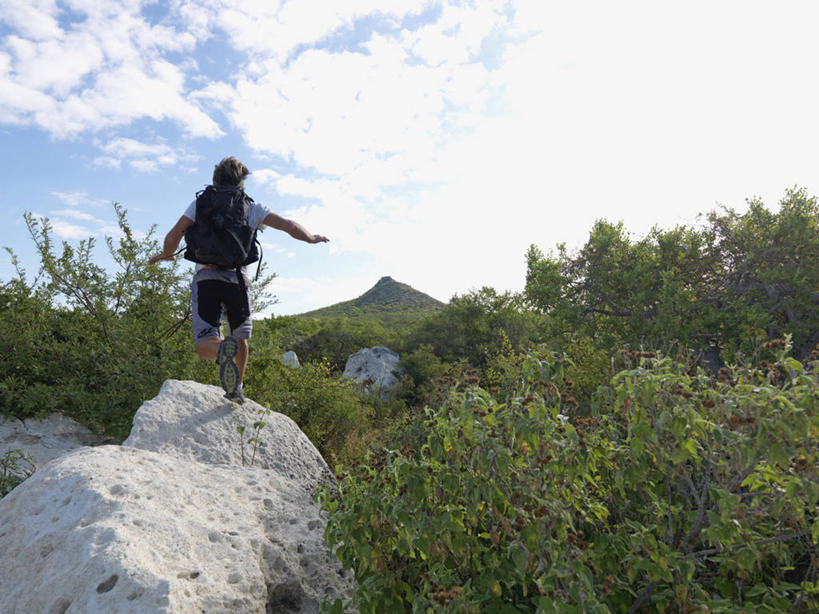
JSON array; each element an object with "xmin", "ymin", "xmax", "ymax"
[
  {"xmin": 0, "ymin": 380, "xmax": 353, "ymax": 614},
  {"xmin": 124, "ymin": 380, "xmax": 330, "ymax": 492}
]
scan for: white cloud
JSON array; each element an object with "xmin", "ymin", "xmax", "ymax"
[
  {"xmin": 5, "ymin": 31, "xmax": 104, "ymax": 97},
  {"xmin": 98, "ymin": 137, "xmax": 170, "ymax": 158},
  {"xmin": 48, "ymin": 218, "xmax": 95, "ymax": 240},
  {"xmin": 248, "ymin": 169, "xmax": 280, "ymax": 186},
  {"xmin": 0, "ymin": 0, "xmax": 61, "ymax": 40},
  {"xmin": 258, "ymin": 241, "xmax": 295, "ymax": 259},
  {"xmin": 180, "ymin": 0, "xmax": 431, "ymax": 60},
  {"xmin": 93, "ymin": 137, "xmax": 199, "ymax": 172},
  {"xmin": 226, "ymin": 41, "xmax": 483, "ymax": 181},
  {"xmin": 92, "ymin": 156, "xmax": 122, "ymax": 169},
  {"xmin": 50, "ymin": 190, "xmax": 108, "ymax": 208},
  {"xmin": 49, "ymin": 209, "xmax": 99, "ymax": 222},
  {"xmin": 37, "ymin": 197, "xmax": 117, "ymax": 239},
  {"xmin": 0, "ymin": 1, "xmax": 220, "ymax": 138}
]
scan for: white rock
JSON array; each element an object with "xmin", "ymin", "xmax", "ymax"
[
  {"xmin": 0, "ymin": 380, "xmax": 354, "ymax": 614},
  {"xmin": 282, "ymin": 351, "xmax": 301, "ymax": 368},
  {"xmin": 0, "ymin": 413, "xmax": 113, "ymax": 474},
  {"xmin": 342, "ymin": 346, "xmax": 403, "ymax": 396},
  {"xmin": 124, "ymin": 380, "xmax": 330, "ymax": 492},
  {"xmin": 0, "ymin": 446, "xmax": 350, "ymax": 613}
]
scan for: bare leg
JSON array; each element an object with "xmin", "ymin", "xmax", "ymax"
[
  {"xmin": 236, "ymin": 339, "xmax": 248, "ymax": 384},
  {"xmin": 195, "ymin": 337, "xmax": 220, "ymax": 361}
]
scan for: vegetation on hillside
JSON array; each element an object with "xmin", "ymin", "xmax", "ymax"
[
  {"xmin": 299, "ymin": 275, "xmax": 444, "ymax": 326},
  {"xmin": 1, "ymin": 190, "xmax": 817, "ymax": 611}
]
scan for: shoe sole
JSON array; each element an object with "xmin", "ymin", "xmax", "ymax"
[
  {"xmin": 218, "ymin": 337, "xmax": 240, "ymax": 396},
  {"xmin": 225, "ymin": 391, "xmax": 245, "ymax": 405}
]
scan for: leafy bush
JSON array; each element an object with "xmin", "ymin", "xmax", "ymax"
[
  {"xmin": 395, "ymin": 344, "xmax": 451, "ymax": 408},
  {"xmin": 290, "ymin": 317, "xmax": 397, "ymax": 373},
  {"xmin": 1, "ymin": 206, "xmax": 210, "ymax": 438},
  {"xmin": 320, "ymin": 348, "xmax": 818, "ymax": 613},
  {"xmin": 245, "ymin": 354, "xmax": 373, "ymax": 465},
  {"xmin": 403, "ymin": 287, "xmax": 540, "ymax": 369},
  {"xmin": 0, "ymin": 449, "xmax": 35, "ymax": 498}
]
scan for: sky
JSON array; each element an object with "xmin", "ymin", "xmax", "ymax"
[{"xmin": 1, "ymin": 1, "xmax": 818, "ymax": 316}]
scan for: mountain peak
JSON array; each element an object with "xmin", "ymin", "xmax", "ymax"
[{"xmin": 299, "ymin": 276, "xmax": 444, "ymax": 323}]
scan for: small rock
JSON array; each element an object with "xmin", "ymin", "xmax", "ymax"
[{"xmin": 282, "ymin": 351, "xmax": 301, "ymax": 368}]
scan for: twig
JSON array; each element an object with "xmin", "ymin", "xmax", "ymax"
[
  {"xmin": 689, "ymin": 530, "xmax": 809, "ymax": 558},
  {"xmin": 626, "ymin": 581, "xmax": 659, "ymax": 614}
]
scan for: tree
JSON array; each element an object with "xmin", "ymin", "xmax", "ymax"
[
  {"xmin": 525, "ymin": 189, "xmax": 819, "ymax": 360},
  {"xmin": 705, "ymin": 189, "xmax": 819, "ymax": 357},
  {"xmin": 404, "ymin": 287, "xmax": 540, "ymax": 368}
]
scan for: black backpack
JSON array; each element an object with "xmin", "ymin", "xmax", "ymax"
[{"xmin": 183, "ymin": 185, "xmax": 261, "ymax": 271}]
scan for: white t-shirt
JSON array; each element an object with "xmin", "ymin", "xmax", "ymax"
[
  {"xmin": 183, "ymin": 199, "xmax": 271, "ymax": 229},
  {"xmin": 183, "ymin": 197, "xmax": 272, "ymax": 281}
]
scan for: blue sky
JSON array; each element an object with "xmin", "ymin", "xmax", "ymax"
[{"xmin": 1, "ymin": 1, "xmax": 818, "ymax": 316}]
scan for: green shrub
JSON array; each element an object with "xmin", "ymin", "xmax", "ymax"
[
  {"xmin": 525, "ymin": 189, "xmax": 819, "ymax": 361},
  {"xmin": 403, "ymin": 288, "xmax": 540, "ymax": 369},
  {"xmin": 395, "ymin": 344, "xmax": 451, "ymax": 408},
  {"xmin": 320, "ymin": 348, "xmax": 818, "ymax": 613},
  {"xmin": 245, "ymin": 355, "xmax": 372, "ymax": 465},
  {"xmin": 0, "ymin": 449, "xmax": 35, "ymax": 498},
  {"xmin": 291, "ymin": 317, "xmax": 396, "ymax": 372},
  {"xmin": 1, "ymin": 207, "xmax": 211, "ymax": 439}
]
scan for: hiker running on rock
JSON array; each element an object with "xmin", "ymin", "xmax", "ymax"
[{"xmin": 148, "ymin": 156, "xmax": 328, "ymax": 403}]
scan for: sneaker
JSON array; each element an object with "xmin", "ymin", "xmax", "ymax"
[
  {"xmin": 217, "ymin": 336, "xmax": 240, "ymax": 396},
  {"xmin": 224, "ymin": 386, "xmax": 245, "ymax": 405}
]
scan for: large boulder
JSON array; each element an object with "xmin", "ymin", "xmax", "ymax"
[
  {"xmin": 123, "ymin": 380, "xmax": 329, "ymax": 492},
  {"xmin": 342, "ymin": 346, "xmax": 403, "ymax": 396},
  {"xmin": 0, "ymin": 380, "xmax": 353, "ymax": 614}
]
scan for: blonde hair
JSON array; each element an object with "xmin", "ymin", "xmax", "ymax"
[{"xmin": 212, "ymin": 157, "xmax": 250, "ymax": 186}]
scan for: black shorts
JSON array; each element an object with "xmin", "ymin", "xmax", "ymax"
[{"xmin": 190, "ymin": 277, "xmax": 252, "ymax": 342}]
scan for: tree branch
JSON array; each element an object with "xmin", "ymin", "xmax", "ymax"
[
  {"xmin": 689, "ymin": 531, "xmax": 809, "ymax": 558},
  {"xmin": 626, "ymin": 581, "xmax": 660, "ymax": 614}
]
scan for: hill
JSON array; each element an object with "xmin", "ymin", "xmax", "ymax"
[{"xmin": 299, "ymin": 276, "xmax": 445, "ymax": 324}]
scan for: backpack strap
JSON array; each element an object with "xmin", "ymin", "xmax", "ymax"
[
  {"xmin": 253, "ymin": 237, "xmax": 263, "ymax": 281},
  {"xmin": 224, "ymin": 226, "xmax": 250, "ymax": 261}
]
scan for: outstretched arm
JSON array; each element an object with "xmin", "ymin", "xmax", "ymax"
[
  {"xmin": 148, "ymin": 216, "xmax": 193, "ymax": 264},
  {"xmin": 263, "ymin": 212, "xmax": 329, "ymax": 244}
]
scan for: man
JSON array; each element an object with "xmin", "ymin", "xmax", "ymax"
[{"xmin": 148, "ymin": 157, "xmax": 328, "ymax": 403}]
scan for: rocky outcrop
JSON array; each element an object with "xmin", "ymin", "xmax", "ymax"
[
  {"xmin": 0, "ymin": 380, "xmax": 353, "ymax": 614},
  {"xmin": 123, "ymin": 380, "xmax": 328, "ymax": 492},
  {"xmin": 0, "ymin": 413, "xmax": 114, "ymax": 475},
  {"xmin": 342, "ymin": 346, "xmax": 403, "ymax": 396},
  {"xmin": 282, "ymin": 351, "xmax": 301, "ymax": 368}
]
